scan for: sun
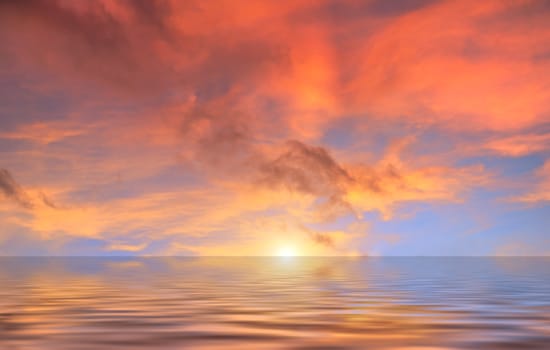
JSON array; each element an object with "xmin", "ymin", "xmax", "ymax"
[{"xmin": 276, "ymin": 245, "xmax": 297, "ymax": 257}]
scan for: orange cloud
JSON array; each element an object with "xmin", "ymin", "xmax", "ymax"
[
  {"xmin": 2, "ymin": 0, "xmax": 548, "ymax": 133},
  {"xmin": 0, "ymin": 0, "xmax": 546, "ymax": 255},
  {"xmin": 345, "ymin": 0, "xmax": 550, "ymax": 131},
  {"xmin": 483, "ymin": 133, "xmax": 550, "ymax": 157},
  {"xmin": 0, "ymin": 121, "xmax": 89, "ymax": 145}
]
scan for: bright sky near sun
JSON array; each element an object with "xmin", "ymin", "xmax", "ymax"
[{"xmin": 0, "ymin": 0, "xmax": 549, "ymax": 256}]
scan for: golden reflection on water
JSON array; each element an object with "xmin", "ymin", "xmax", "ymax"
[{"xmin": 0, "ymin": 257, "xmax": 549, "ymax": 349}]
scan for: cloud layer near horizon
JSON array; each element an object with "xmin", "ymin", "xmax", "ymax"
[{"xmin": 0, "ymin": 0, "xmax": 549, "ymax": 256}]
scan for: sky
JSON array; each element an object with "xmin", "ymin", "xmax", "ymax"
[{"xmin": 0, "ymin": 0, "xmax": 549, "ymax": 256}]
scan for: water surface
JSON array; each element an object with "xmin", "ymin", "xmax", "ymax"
[{"xmin": 1, "ymin": 257, "xmax": 549, "ymax": 349}]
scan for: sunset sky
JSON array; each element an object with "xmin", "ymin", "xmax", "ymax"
[{"xmin": 1, "ymin": 0, "xmax": 549, "ymax": 256}]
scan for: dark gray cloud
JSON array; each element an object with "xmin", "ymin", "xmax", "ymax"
[
  {"xmin": 0, "ymin": 0, "xmax": 288, "ymax": 98},
  {"xmin": 257, "ymin": 140, "xmax": 352, "ymax": 195},
  {"xmin": 180, "ymin": 105, "xmax": 258, "ymax": 172},
  {"xmin": 367, "ymin": 0, "xmax": 438, "ymax": 16},
  {"xmin": 253, "ymin": 140, "xmax": 406, "ymax": 222},
  {"xmin": 0, "ymin": 168, "xmax": 33, "ymax": 209},
  {"xmin": 316, "ymin": 194, "xmax": 357, "ymax": 222},
  {"xmin": 256, "ymin": 140, "xmax": 356, "ymax": 220},
  {"xmin": 40, "ymin": 192, "xmax": 58, "ymax": 209}
]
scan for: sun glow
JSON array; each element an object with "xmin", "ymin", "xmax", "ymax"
[{"xmin": 276, "ymin": 246, "xmax": 297, "ymax": 257}]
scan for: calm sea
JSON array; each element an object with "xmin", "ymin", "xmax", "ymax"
[{"xmin": 0, "ymin": 257, "xmax": 549, "ymax": 349}]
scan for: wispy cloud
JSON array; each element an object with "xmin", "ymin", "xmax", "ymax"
[{"xmin": 511, "ymin": 160, "xmax": 550, "ymax": 203}]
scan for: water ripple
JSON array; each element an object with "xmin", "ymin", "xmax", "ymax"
[{"xmin": 0, "ymin": 257, "xmax": 549, "ymax": 349}]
